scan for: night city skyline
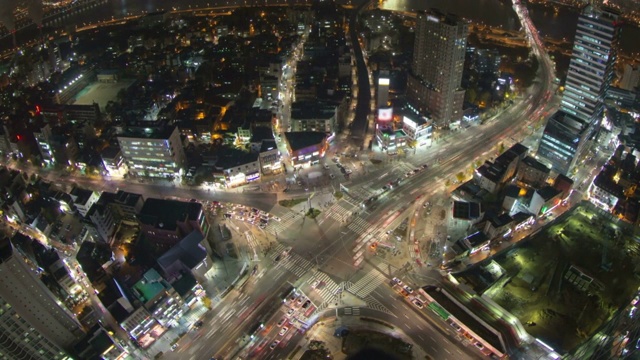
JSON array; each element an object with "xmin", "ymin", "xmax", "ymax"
[{"xmin": 0, "ymin": 0, "xmax": 639, "ymax": 359}]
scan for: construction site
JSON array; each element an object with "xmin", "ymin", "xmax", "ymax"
[{"xmin": 455, "ymin": 203, "xmax": 640, "ymax": 354}]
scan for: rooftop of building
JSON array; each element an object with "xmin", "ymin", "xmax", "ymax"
[
  {"xmin": 70, "ymin": 186, "xmax": 94, "ymax": 205},
  {"xmin": 260, "ymin": 139, "xmax": 278, "ymax": 153},
  {"xmin": 171, "ymin": 272, "xmax": 197, "ymax": 297},
  {"xmin": 291, "ymin": 101, "xmax": 336, "ymax": 120},
  {"xmin": 284, "ymin": 131, "xmax": 326, "ymax": 152},
  {"xmin": 139, "ymin": 198, "xmax": 202, "ymax": 231},
  {"xmin": 536, "ymin": 186, "xmax": 562, "ymax": 201},
  {"xmin": 504, "ymin": 184, "xmax": 522, "ymax": 199},
  {"xmin": 215, "ymin": 148, "xmax": 259, "ymax": 169},
  {"xmin": 250, "ymin": 127, "xmax": 275, "ymax": 143},
  {"xmin": 133, "ymin": 268, "xmax": 170, "ymax": 303},
  {"xmin": 157, "ymin": 231, "xmax": 206, "ymax": 274},
  {"xmin": 487, "ymin": 213, "xmax": 513, "ymax": 228},
  {"xmin": 452, "ymin": 201, "xmax": 482, "ymax": 220},
  {"xmin": 464, "ymin": 231, "xmax": 489, "ymax": 247},
  {"xmin": 417, "ymin": 8, "xmax": 464, "ymax": 27},
  {"xmin": 115, "ymin": 190, "xmax": 144, "ymax": 207},
  {"xmin": 593, "ymin": 172, "xmax": 623, "ymax": 197},
  {"xmin": 476, "ymin": 162, "xmax": 504, "ymax": 183},
  {"xmin": 118, "ymin": 125, "xmax": 177, "ymax": 140},
  {"xmin": 521, "ymin": 156, "xmax": 550, "ymax": 173}
]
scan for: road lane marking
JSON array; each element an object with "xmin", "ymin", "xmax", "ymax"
[
  {"xmin": 416, "ymin": 324, "xmax": 423, "ymax": 330},
  {"xmin": 404, "ymin": 314, "xmax": 409, "ymax": 319},
  {"xmin": 430, "ymin": 336, "xmax": 436, "ymax": 342},
  {"xmin": 445, "ymin": 349, "xmax": 451, "ymax": 354}
]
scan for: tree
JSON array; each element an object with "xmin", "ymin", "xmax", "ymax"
[
  {"xmin": 456, "ymin": 172, "xmax": 465, "ymax": 183},
  {"xmin": 498, "ymin": 142, "xmax": 505, "ymax": 154},
  {"xmin": 202, "ymin": 296, "xmax": 212, "ymax": 309},
  {"xmin": 465, "ymin": 88, "xmax": 478, "ymax": 104}
]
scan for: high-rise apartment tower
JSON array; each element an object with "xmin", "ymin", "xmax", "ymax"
[{"xmin": 407, "ymin": 10, "xmax": 468, "ymax": 127}]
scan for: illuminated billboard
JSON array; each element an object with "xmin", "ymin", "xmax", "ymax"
[
  {"xmin": 378, "ymin": 107, "xmax": 393, "ymax": 122},
  {"xmin": 378, "ymin": 77, "xmax": 390, "ymax": 86}
]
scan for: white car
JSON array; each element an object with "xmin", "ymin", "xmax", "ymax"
[
  {"xmin": 412, "ymin": 299, "xmax": 424, "ymax": 309},
  {"xmin": 392, "ymin": 277, "xmax": 403, "ymax": 286},
  {"xmin": 279, "ymin": 326, "xmax": 289, "ymax": 336},
  {"xmin": 311, "ymin": 280, "xmax": 320, "ymax": 289}
]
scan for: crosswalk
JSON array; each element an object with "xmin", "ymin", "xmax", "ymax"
[
  {"xmin": 345, "ymin": 270, "xmax": 388, "ymax": 299},
  {"xmin": 269, "ymin": 243, "xmax": 313, "ymax": 277},
  {"xmin": 326, "ymin": 200, "xmax": 357, "ymax": 221},
  {"xmin": 364, "ymin": 295, "xmax": 394, "ymax": 316},
  {"xmin": 266, "ymin": 211, "xmax": 298, "ymax": 235},
  {"xmin": 307, "ymin": 271, "xmax": 342, "ymax": 304},
  {"xmin": 346, "ymin": 186, "xmax": 376, "ymax": 202},
  {"xmin": 348, "ymin": 217, "xmax": 371, "ymax": 234}
]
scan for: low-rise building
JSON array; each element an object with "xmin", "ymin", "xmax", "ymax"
[
  {"xmin": 101, "ymin": 146, "xmax": 127, "ymax": 178},
  {"xmin": 402, "ymin": 114, "xmax": 433, "ymax": 147},
  {"xmin": 132, "ymin": 269, "xmax": 184, "ymax": 328},
  {"xmin": 69, "ymin": 186, "xmax": 100, "ymax": 217},
  {"xmin": 258, "ymin": 139, "xmax": 282, "ymax": 175},
  {"xmin": 375, "ymin": 127, "xmax": 406, "ymax": 153},
  {"xmin": 157, "ymin": 230, "xmax": 212, "ymax": 285},
  {"xmin": 517, "ymin": 156, "xmax": 550, "ymax": 188},
  {"xmin": 290, "ymin": 101, "xmax": 338, "ymax": 135},
  {"xmin": 215, "ymin": 148, "xmax": 261, "ymax": 187},
  {"xmin": 528, "ymin": 186, "xmax": 563, "ymax": 216},
  {"xmin": 138, "ymin": 198, "xmax": 209, "ymax": 251},
  {"xmin": 284, "ymin": 131, "xmax": 328, "ymax": 168}
]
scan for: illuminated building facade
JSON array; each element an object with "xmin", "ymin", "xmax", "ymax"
[
  {"xmin": 117, "ymin": 126, "xmax": 186, "ymax": 178},
  {"xmin": 538, "ymin": 6, "xmax": 620, "ymax": 174},
  {"xmin": 407, "ymin": 9, "xmax": 468, "ymax": 127},
  {"xmin": 377, "ymin": 70, "xmax": 390, "ymax": 107},
  {"xmin": 0, "ymin": 237, "xmax": 83, "ymax": 360},
  {"xmin": 402, "ymin": 115, "xmax": 432, "ymax": 147},
  {"xmin": 284, "ymin": 131, "xmax": 328, "ymax": 168}
]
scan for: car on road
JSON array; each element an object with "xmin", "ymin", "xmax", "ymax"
[
  {"xmin": 412, "ymin": 299, "xmax": 424, "ymax": 309},
  {"xmin": 329, "ymin": 174, "xmax": 335, "ymax": 179},
  {"xmin": 403, "ymin": 286, "xmax": 414, "ymax": 294},
  {"xmin": 311, "ymin": 280, "xmax": 320, "ymax": 289},
  {"xmin": 296, "ymin": 296, "xmax": 305, "ymax": 305},
  {"xmin": 449, "ymin": 321, "xmax": 462, "ymax": 332},
  {"xmin": 423, "ymin": 202, "xmax": 429, "ymax": 208},
  {"xmin": 302, "ymin": 300, "xmax": 311, "ymax": 309},
  {"xmin": 324, "ymin": 164, "xmax": 330, "ymax": 169},
  {"xmin": 346, "ymin": 169, "xmax": 352, "ymax": 174},
  {"xmin": 270, "ymin": 340, "xmax": 280, "ymax": 349},
  {"xmin": 171, "ymin": 344, "xmax": 178, "ymax": 351},
  {"xmin": 286, "ymin": 308, "xmax": 295, "ymax": 316},
  {"xmin": 474, "ymin": 342, "xmax": 484, "ymax": 350},
  {"xmin": 277, "ymin": 317, "xmax": 286, "ymax": 327},
  {"xmin": 392, "ymin": 277, "xmax": 403, "ymax": 286},
  {"xmin": 279, "ymin": 327, "xmax": 289, "ymax": 336}
]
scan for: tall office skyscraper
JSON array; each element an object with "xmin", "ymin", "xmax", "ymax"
[
  {"xmin": 407, "ymin": 9, "xmax": 468, "ymax": 127},
  {"xmin": 537, "ymin": 5, "xmax": 620, "ymax": 174},
  {"xmin": 0, "ymin": 237, "xmax": 83, "ymax": 360},
  {"xmin": 560, "ymin": 5, "xmax": 619, "ymax": 124}
]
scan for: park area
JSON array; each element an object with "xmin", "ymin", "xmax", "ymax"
[
  {"xmin": 342, "ymin": 329, "xmax": 413, "ymax": 359},
  {"xmin": 473, "ymin": 203, "xmax": 640, "ymax": 353}
]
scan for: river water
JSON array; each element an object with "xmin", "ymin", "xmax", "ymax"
[{"xmin": 2, "ymin": 0, "xmax": 639, "ymax": 54}]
